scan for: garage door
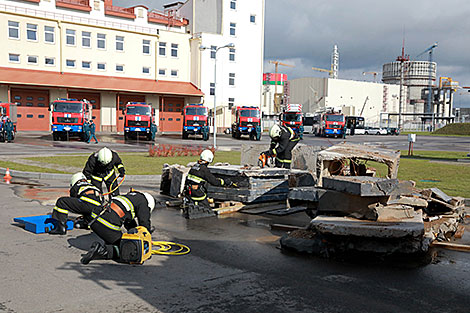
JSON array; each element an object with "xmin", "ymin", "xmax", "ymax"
[
  {"xmin": 117, "ymin": 94, "xmax": 146, "ymax": 132},
  {"xmin": 68, "ymin": 92, "xmax": 101, "ymax": 131},
  {"xmin": 159, "ymin": 97, "xmax": 184, "ymax": 132},
  {"xmin": 10, "ymin": 88, "xmax": 50, "ymax": 131}
]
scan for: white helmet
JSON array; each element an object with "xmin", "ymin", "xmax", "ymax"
[
  {"xmin": 269, "ymin": 124, "xmax": 282, "ymax": 139},
  {"xmin": 97, "ymin": 147, "xmax": 113, "ymax": 165},
  {"xmin": 70, "ymin": 172, "xmax": 86, "ymax": 187},
  {"xmin": 200, "ymin": 149, "xmax": 214, "ymax": 163},
  {"xmin": 142, "ymin": 192, "xmax": 156, "ymax": 213}
]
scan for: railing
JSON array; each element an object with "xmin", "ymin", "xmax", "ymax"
[
  {"xmin": 148, "ymin": 11, "xmax": 186, "ymax": 27},
  {"xmin": 105, "ymin": 5, "xmax": 135, "ymax": 19},
  {"xmin": 56, "ymin": 0, "xmax": 89, "ymax": 5}
]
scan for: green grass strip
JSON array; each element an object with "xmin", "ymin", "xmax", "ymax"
[{"xmin": 0, "ymin": 161, "xmax": 68, "ymax": 174}]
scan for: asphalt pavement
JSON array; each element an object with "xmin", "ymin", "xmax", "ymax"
[{"xmin": 1, "ymin": 132, "xmax": 470, "ymax": 312}]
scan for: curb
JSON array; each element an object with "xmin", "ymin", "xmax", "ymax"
[{"xmin": 0, "ymin": 167, "xmax": 161, "ymax": 182}]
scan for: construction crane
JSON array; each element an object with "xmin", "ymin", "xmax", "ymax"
[
  {"xmin": 359, "ymin": 96, "xmax": 369, "ymax": 116},
  {"xmin": 362, "ymin": 71, "xmax": 378, "ymax": 83},
  {"xmin": 416, "ymin": 42, "xmax": 438, "ymax": 113},
  {"xmin": 268, "ymin": 60, "xmax": 295, "ymax": 112},
  {"xmin": 311, "ymin": 66, "xmax": 333, "ymax": 76}
]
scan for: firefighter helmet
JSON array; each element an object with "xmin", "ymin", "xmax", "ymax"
[
  {"xmin": 70, "ymin": 172, "xmax": 87, "ymax": 187},
  {"xmin": 97, "ymin": 147, "xmax": 113, "ymax": 165},
  {"xmin": 200, "ymin": 149, "xmax": 214, "ymax": 163},
  {"xmin": 142, "ymin": 192, "xmax": 156, "ymax": 213},
  {"xmin": 269, "ymin": 124, "xmax": 282, "ymax": 139}
]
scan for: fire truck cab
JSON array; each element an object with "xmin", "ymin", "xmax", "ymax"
[
  {"xmin": 280, "ymin": 103, "xmax": 304, "ymax": 139},
  {"xmin": 231, "ymin": 106, "xmax": 262, "ymax": 141},
  {"xmin": 0, "ymin": 102, "xmax": 17, "ymax": 142},
  {"xmin": 182, "ymin": 104, "xmax": 209, "ymax": 140},
  {"xmin": 123, "ymin": 102, "xmax": 155, "ymax": 140},
  {"xmin": 50, "ymin": 98, "xmax": 92, "ymax": 141}
]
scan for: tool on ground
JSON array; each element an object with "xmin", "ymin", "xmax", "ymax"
[{"xmin": 120, "ymin": 226, "xmax": 190, "ymax": 264}]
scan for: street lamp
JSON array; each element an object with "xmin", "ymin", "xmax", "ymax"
[{"xmin": 200, "ymin": 43, "xmax": 235, "ymax": 149}]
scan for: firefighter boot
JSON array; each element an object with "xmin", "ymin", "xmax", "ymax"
[
  {"xmin": 80, "ymin": 242, "xmax": 109, "ymax": 264},
  {"xmin": 74, "ymin": 216, "xmax": 90, "ymax": 230},
  {"xmin": 49, "ymin": 220, "xmax": 67, "ymax": 235}
]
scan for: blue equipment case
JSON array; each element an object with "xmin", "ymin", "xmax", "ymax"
[{"xmin": 14, "ymin": 214, "xmax": 74, "ymax": 234}]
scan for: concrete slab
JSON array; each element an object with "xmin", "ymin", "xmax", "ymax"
[
  {"xmin": 309, "ymin": 211, "xmax": 424, "ymax": 238},
  {"xmin": 430, "ymin": 187, "xmax": 453, "ymax": 203},
  {"xmin": 322, "ymin": 176, "xmax": 399, "ymax": 196},
  {"xmin": 387, "ymin": 196, "xmax": 428, "ymax": 208},
  {"xmin": 288, "ymin": 187, "xmax": 321, "ymax": 202}
]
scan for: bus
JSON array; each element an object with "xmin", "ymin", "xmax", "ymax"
[{"xmin": 345, "ymin": 116, "xmax": 365, "ymax": 135}]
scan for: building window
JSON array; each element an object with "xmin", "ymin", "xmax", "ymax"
[
  {"xmin": 229, "ymin": 48, "xmax": 235, "ymax": 61},
  {"xmin": 228, "ymin": 97, "xmax": 235, "ymax": 110},
  {"xmin": 97, "ymin": 33, "xmax": 106, "ymax": 49},
  {"xmin": 8, "ymin": 21, "xmax": 19, "ymax": 39},
  {"xmin": 210, "ymin": 46, "xmax": 216, "ymax": 59},
  {"xmin": 171, "ymin": 69, "xmax": 178, "ymax": 77},
  {"xmin": 44, "ymin": 26, "xmax": 55, "ymax": 43},
  {"xmin": 230, "ymin": 0, "xmax": 236, "ymax": 10},
  {"xmin": 159, "ymin": 42, "xmax": 166, "ymax": 56},
  {"xmin": 82, "ymin": 61, "xmax": 91, "ymax": 69},
  {"xmin": 28, "ymin": 55, "xmax": 38, "ymax": 64},
  {"xmin": 210, "ymin": 83, "xmax": 215, "ymax": 96},
  {"xmin": 66, "ymin": 59, "xmax": 76, "ymax": 67},
  {"xmin": 116, "ymin": 64, "xmax": 124, "ymax": 72},
  {"xmin": 229, "ymin": 73, "xmax": 235, "ymax": 86},
  {"xmin": 158, "ymin": 68, "xmax": 166, "ymax": 76},
  {"xmin": 171, "ymin": 43, "xmax": 178, "ymax": 57},
  {"xmin": 97, "ymin": 62, "xmax": 106, "ymax": 70},
  {"xmin": 250, "ymin": 15, "xmax": 256, "ymax": 23},
  {"xmin": 45, "ymin": 57, "xmax": 55, "ymax": 66},
  {"xmin": 66, "ymin": 29, "xmax": 75, "ymax": 45},
  {"xmin": 230, "ymin": 22, "xmax": 236, "ymax": 36},
  {"xmin": 116, "ymin": 36, "xmax": 124, "ymax": 51},
  {"xmin": 143, "ymin": 67, "xmax": 150, "ymax": 74},
  {"xmin": 82, "ymin": 31, "xmax": 91, "ymax": 48},
  {"xmin": 9, "ymin": 54, "xmax": 20, "ymax": 63},
  {"xmin": 27, "ymin": 24, "xmax": 38, "ymax": 41},
  {"xmin": 143, "ymin": 39, "xmax": 150, "ymax": 55}
]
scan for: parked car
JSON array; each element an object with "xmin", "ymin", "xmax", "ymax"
[
  {"xmin": 387, "ymin": 127, "xmax": 400, "ymax": 135},
  {"xmin": 364, "ymin": 127, "xmax": 387, "ymax": 135}
]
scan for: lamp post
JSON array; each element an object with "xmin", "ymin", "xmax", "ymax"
[{"xmin": 200, "ymin": 43, "xmax": 235, "ymax": 149}]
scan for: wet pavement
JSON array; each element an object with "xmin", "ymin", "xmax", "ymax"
[{"xmin": 2, "ymin": 176, "xmax": 470, "ymax": 312}]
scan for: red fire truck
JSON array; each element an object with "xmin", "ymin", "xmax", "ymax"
[
  {"xmin": 0, "ymin": 102, "xmax": 17, "ymax": 142},
  {"xmin": 313, "ymin": 109, "xmax": 345, "ymax": 138},
  {"xmin": 50, "ymin": 98, "xmax": 92, "ymax": 141},
  {"xmin": 231, "ymin": 106, "xmax": 262, "ymax": 140},
  {"xmin": 280, "ymin": 103, "xmax": 304, "ymax": 139},
  {"xmin": 182, "ymin": 104, "xmax": 209, "ymax": 140},
  {"xmin": 123, "ymin": 102, "xmax": 154, "ymax": 140}
]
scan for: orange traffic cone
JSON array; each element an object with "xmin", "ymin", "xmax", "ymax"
[{"xmin": 4, "ymin": 168, "xmax": 12, "ymax": 184}]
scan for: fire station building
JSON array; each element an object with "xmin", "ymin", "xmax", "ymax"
[{"xmin": 0, "ymin": 0, "xmax": 204, "ymax": 132}]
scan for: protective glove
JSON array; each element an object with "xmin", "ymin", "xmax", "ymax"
[
  {"xmin": 118, "ymin": 168, "xmax": 125, "ymax": 178},
  {"xmin": 124, "ymin": 219, "xmax": 137, "ymax": 231}
]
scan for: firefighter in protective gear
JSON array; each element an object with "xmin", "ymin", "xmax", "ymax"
[
  {"xmin": 264, "ymin": 124, "xmax": 300, "ymax": 169},
  {"xmin": 5, "ymin": 118, "xmax": 14, "ymax": 142},
  {"xmin": 49, "ymin": 172, "xmax": 104, "ymax": 235},
  {"xmin": 83, "ymin": 147, "xmax": 125, "ymax": 196},
  {"xmin": 183, "ymin": 150, "xmax": 233, "ymax": 219},
  {"xmin": 80, "ymin": 190, "xmax": 155, "ymax": 264}
]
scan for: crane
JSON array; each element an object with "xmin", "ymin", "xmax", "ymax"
[
  {"xmin": 362, "ymin": 71, "xmax": 378, "ymax": 83},
  {"xmin": 416, "ymin": 42, "xmax": 438, "ymax": 113},
  {"xmin": 311, "ymin": 66, "xmax": 333, "ymax": 76},
  {"xmin": 359, "ymin": 96, "xmax": 369, "ymax": 116},
  {"xmin": 268, "ymin": 60, "xmax": 295, "ymax": 112}
]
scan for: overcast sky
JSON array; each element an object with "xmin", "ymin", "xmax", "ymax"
[{"xmin": 116, "ymin": 0, "xmax": 470, "ymax": 106}]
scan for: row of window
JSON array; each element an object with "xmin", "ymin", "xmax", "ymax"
[
  {"xmin": 8, "ymin": 21, "xmax": 180, "ymax": 57},
  {"xmin": 8, "ymin": 53, "xmax": 181, "ymax": 77},
  {"xmin": 210, "ymin": 47, "xmax": 236, "ymax": 61}
]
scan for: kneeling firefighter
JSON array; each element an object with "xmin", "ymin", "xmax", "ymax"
[
  {"xmin": 83, "ymin": 147, "xmax": 125, "ymax": 196},
  {"xmin": 80, "ymin": 190, "xmax": 155, "ymax": 264},
  {"xmin": 261, "ymin": 124, "xmax": 300, "ymax": 169},
  {"xmin": 49, "ymin": 172, "xmax": 104, "ymax": 235},
  {"xmin": 183, "ymin": 150, "xmax": 235, "ymax": 219}
]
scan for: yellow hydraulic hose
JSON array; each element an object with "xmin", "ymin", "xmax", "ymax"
[
  {"xmin": 103, "ymin": 174, "xmax": 126, "ymax": 196},
  {"xmin": 152, "ymin": 241, "xmax": 191, "ymax": 255}
]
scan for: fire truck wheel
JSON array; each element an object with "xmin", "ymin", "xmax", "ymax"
[
  {"xmin": 182, "ymin": 131, "xmax": 188, "ymax": 139},
  {"xmin": 52, "ymin": 133, "xmax": 59, "ymax": 141}
]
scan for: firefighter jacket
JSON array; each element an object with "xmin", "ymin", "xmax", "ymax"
[
  {"xmin": 70, "ymin": 180, "xmax": 103, "ymax": 207},
  {"xmin": 268, "ymin": 125, "xmax": 300, "ymax": 165},
  {"xmin": 185, "ymin": 162, "xmax": 226, "ymax": 201},
  {"xmin": 110, "ymin": 192, "xmax": 152, "ymax": 231},
  {"xmin": 83, "ymin": 150, "xmax": 125, "ymax": 181}
]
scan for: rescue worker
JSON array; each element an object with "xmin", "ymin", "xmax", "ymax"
[
  {"xmin": 83, "ymin": 119, "xmax": 90, "ymax": 143},
  {"xmin": 263, "ymin": 124, "xmax": 300, "ymax": 169},
  {"xmin": 87, "ymin": 119, "xmax": 98, "ymax": 144},
  {"xmin": 83, "ymin": 147, "xmax": 125, "ymax": 196},
  {"xmin": 5, "ymin": 118, "xmax": 14, "ymax": 142},
  {"xmin": 80, "ymin": 190, "xmax": 155, "ymax": 264},
  {"xmin": 150, "ymin": 122, "xmax": 157, "ymax": 141},
  {"xmin": 49, "ymin": 172, "xmax": 104, "ymax": 235},
  {"xmin": 183, "ymin": 150, "xmax": 234, "ymax": 219}
]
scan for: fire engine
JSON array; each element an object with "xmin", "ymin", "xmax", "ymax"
[
  {"xmin": 231, "ymin": 106, "xmax": 262, "ymax": 141},
  {"xmin": 313, "ymin": 108, "xmax": 345, "ymax": 138},
  {"xmin": 50, "ymin": 98, "xmax": 92, "ymax": 141},
  {"xmin": 123, "ymin": 102, "xmax": 154, "ymax": 140},
  {"xmin": 182, "ymin": 104, "xmax": 209, "ymax": 140},
  {"xmin": 0, "ymin": 102, "xmax": 17, "ymax": 142},
  {"xmin": 280, "ymin": 103, "xmax": 304, "ymax": 139}
]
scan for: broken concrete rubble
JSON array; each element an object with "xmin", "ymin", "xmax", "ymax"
[{"xmin": 322, "ymin": 176, "xmax": 399, "ymax": 196}]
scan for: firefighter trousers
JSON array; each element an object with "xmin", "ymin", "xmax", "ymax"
[{"xmin": 52, "ymin": 196, "xmax": 101, "ymax": 224}]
